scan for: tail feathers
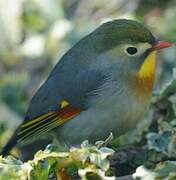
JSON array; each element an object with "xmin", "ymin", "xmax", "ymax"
[{"xmin": 1, "ymin": 129, "xmax": 18, "ymax": 157}]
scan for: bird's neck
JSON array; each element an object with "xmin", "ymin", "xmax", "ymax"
[{"xmin": 129, "ymin": 51, "xmax": 157, "ymax": 98}]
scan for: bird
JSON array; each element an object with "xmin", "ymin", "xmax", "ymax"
[{"xmin": 1, "ymin": 19, "xmax": 173, "ymax": 157}]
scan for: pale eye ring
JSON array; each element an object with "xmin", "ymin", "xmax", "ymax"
[{"xmin": 125, "ymin": 46, "xmax": 138, "ymax": 56}]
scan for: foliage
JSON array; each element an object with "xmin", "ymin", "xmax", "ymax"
[{"xmin": 0, "ymin": 141, "xmax": 115, "ymax": 180}]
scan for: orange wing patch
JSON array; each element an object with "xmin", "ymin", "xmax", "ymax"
[
  {"xmin": 18, "ymin": 101, "xmax": 82, "ymax": 144},
  {"xmin": 58, "ymin": 104, "xmax": 82, "ymax": 120}
]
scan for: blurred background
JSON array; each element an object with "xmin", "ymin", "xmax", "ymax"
[{"xmin": 0, "ymin": 0, "xmax": 176, "ymax": 148}]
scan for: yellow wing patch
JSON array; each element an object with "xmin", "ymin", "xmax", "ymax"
[
  {"xmin": 60, "ymin": 100, "xmax": 69, "ymax": 108},
  {"xmin": 21, "ymin": 112, "xmax": 55, "ymax": 128}
]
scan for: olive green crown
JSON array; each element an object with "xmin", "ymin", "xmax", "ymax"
[{"xmin": 84, "ymin": 19, "xmax": 156, "ymax": 52}]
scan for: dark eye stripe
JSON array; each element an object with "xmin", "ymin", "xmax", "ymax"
[{"xmin": 126, "ymin": 47, "xmax": 138, "ymax": 55}]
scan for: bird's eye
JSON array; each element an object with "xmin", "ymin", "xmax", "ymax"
[{"xmin": 126, "ymin": 47, "xmax": 138, "ymax": 55}]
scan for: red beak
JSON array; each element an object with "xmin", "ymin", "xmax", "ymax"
[{"xmin": 153, "ymin": 41, "xmax": 173, "ymax": 50}]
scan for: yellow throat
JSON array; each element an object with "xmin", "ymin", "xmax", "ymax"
[
  {"xmin": 138, "ymin": 51, "xmax": 157, "ymax": 79},
  {"xmin": 131, "ymin": 51, "xmax": 157, "ymax": 97}
]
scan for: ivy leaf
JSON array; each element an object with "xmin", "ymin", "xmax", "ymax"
[{"xmin": 147, "ymin": 132, "xmax": 171, "ymax": 154}]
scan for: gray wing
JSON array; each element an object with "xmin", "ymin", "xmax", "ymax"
[{"xmin": 25, "ymin": 67, "xmax": 107, "ymax": 121}]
